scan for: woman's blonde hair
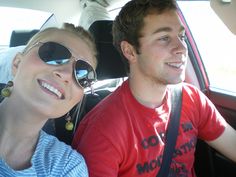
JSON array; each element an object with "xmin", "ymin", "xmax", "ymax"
[{"xmin": 23, "ymin": 23, "xmax": 97, "ymax": 64}]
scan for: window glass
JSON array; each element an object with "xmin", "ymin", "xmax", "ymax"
[
  {"xmin": 178, "ymin": 1, "xmax": 236, "ymax": 93},
  {"xmin": 0, "ymin": 7, "xmax": 52, "ymax": 49},
  {"xmin": 107, "ymin": 0, "xmax": 130, "ymax": 19}
]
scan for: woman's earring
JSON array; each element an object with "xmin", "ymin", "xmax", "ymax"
[
  {"xmin": 65, "ymin": 112, "xmax": 74, "ymax": 131},
  {"xmin": 1, "ymin": 81, "xmax": 14, "ymax": 97}
]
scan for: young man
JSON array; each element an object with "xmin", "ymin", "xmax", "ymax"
[{"xmin": 72, "ymin": 0, "xmax": 236, "ymax": 176}]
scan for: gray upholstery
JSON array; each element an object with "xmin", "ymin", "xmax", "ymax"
[
  {"xmin": 88, "ymin": 20, "xmax": 127, "ymax": 80},
  {"xmin": 10, "ymin": 29, "xmax": 39, "ymax": 47}
]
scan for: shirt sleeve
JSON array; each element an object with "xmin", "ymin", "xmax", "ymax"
[
  {"xmin": 190, "ymin": 85, "xmax": 227, "ymax": 141},
  {"xmin": 72, "ymin": 123, "xmax": 121, "ymax": 177}
]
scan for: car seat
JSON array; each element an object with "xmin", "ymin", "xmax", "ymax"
[
  {"xmin": 89, "ymin": 20, "xmax": 126, "ymax": 80},
  {"xmin": 9, "ymin": 29, "xmax": 39, "ymax": 47}
]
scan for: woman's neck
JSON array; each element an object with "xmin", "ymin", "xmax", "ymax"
[
  {"xmin": 0, "ymin": 131, "xmax": 39, "ymax": 170},
  {"xmin": 0, "ymin": 99, "xmax": 42, "ymax": 170}
]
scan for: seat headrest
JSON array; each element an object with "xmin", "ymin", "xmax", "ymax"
[
  {"xmin": 88, "ymin": 20, "xmax": 127, "ymax": 80},
  {"xmin": 10, "ymin": 29, "xmax": 39, "ymax": 47}
]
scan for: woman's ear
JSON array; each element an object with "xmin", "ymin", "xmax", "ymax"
[
  {"xmin": 12, "ymin": 53, "xmax": 23, "ymax": 76},
  {"xmin": 120, "ymin": 41, "xmax": 137, "ymax": 63}
]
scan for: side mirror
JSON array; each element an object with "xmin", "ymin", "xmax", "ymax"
[{"xmin": 210, "ymin": 0, "xmax": 236, "ymax": 35}]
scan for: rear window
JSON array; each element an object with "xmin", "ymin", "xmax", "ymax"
[{"xmin": 0, "ymin": 7, "xmax": 51, "ymax": 49}]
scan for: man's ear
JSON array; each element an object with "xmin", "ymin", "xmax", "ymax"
[
  {"xmin": 120, "ymin": 41, "xmax": 137, "ymax": 63},
  {"xmin": 12, "ymin": 53, "xmax": 23, "ymax": 76}
]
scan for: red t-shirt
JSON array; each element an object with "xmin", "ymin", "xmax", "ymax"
[{"xmin": 72, "ymin": 80, "xmax": 226, "ymax": 177}]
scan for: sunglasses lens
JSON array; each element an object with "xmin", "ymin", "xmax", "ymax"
[
  {"xmin": 38, "ymin": 42, "xmax": 71, "ymax": 65},
  {"xmin": 75, "ymin": 60, "xmax": 96, "ymax": 88},
  {"xmin": 37, "ymin": 42, "xmax": 96, "ymax": 88}
]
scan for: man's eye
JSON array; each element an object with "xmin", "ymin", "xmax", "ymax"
[{"xmin": 158, "ymin": 36, "xmax": 170, "ymax": 42}]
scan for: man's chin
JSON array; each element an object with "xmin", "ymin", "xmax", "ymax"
[{"xmin": 170, "ymin": 77, "xmax": 184, "ymax": 84}]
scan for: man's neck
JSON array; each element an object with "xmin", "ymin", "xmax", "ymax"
[{"xmin": 128, "ymin": 78, "xmax": 167, "ymax": 109}]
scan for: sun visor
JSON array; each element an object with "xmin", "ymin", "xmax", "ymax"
[{"xmin": 210, "ymin": 0, "xmax": 236, "ymax": 35}]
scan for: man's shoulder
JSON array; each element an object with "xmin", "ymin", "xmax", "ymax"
[
  {"xmin": 179, "ymin": 83, "xmax": 210, "ymax": 109},
  {"xmin": 168, "ymin": 83, "xmax": 201, "ymax": 99},
  {"xmin": 181, "ymin": 82, "xmax": 202, "ymax": 96},
  {"xmin": 77, "ymin": 84, "xmax": 132, "ymax": 138},
  {"xmin": 83, "ymin": 82, "xmax": 127, "ymax": 119}
]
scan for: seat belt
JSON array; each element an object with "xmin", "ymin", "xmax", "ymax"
[{"xmin": 156, "ymin": 85, "xmax": 182, "ymax": 177}]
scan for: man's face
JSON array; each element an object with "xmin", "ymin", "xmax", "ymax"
[{"xmin": 135, "ymin": 10, "xmax": 188, "ymax": 85}]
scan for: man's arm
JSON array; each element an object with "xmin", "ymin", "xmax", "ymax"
[{"xmin": 207, "ymin": 123, "xmax": 236, "ymax": 162}]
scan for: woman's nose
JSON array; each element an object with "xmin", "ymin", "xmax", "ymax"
[{"xmin": 53, "ymin": 63, "xmax": 74, "ymax": 84}]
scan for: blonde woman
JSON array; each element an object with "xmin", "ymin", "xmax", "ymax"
[{"xmin": 0, "ymin": 23, "xmax": 97, "ymax": 176}]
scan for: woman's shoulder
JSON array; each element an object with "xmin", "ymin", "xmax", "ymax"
[
  {"xmin": 35, "ymin": 131, "xmax": 85, "ymax": 164},
  {"xmin": 32, "ymin": 131, "xmax": 88, "ymax": 176}
]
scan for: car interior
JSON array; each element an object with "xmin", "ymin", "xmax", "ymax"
[
  {"xmin": 9, "ymin": 29, "xmax": 39, "ymax": 47},
  {"xmin": 0, "ymin": 0, "xmax": 236, "ymax": 176}
]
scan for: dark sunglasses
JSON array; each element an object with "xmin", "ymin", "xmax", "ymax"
[{"xmin": 30, "ymin": 41, "xmax": 97, "ymax": 89}]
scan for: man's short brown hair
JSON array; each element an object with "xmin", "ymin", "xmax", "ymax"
[{"xmin": 112, "ymin": 0, "xmax": 177, "ymax": 73}]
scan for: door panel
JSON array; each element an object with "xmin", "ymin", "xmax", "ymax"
[{"xmin": 208, "ymin": 89, "xmax": 236, "ymax": 177}]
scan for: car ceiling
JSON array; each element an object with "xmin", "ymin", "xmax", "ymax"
[{"xmin": 0, "ymin": 0, "xmax": 129, "ymax": 27}]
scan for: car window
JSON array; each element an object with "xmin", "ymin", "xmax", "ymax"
[
  {"xmin": 178, "ymin": 1, "xmax": 236, "ymax": 94},
  {"xmin": 0, "ymin": 7, "xmax": 52, "ymax": 50}
]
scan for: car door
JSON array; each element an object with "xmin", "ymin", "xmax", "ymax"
[{"xmin": 177, "ymin": 0, "xmax": 236, "ymax": 176}]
